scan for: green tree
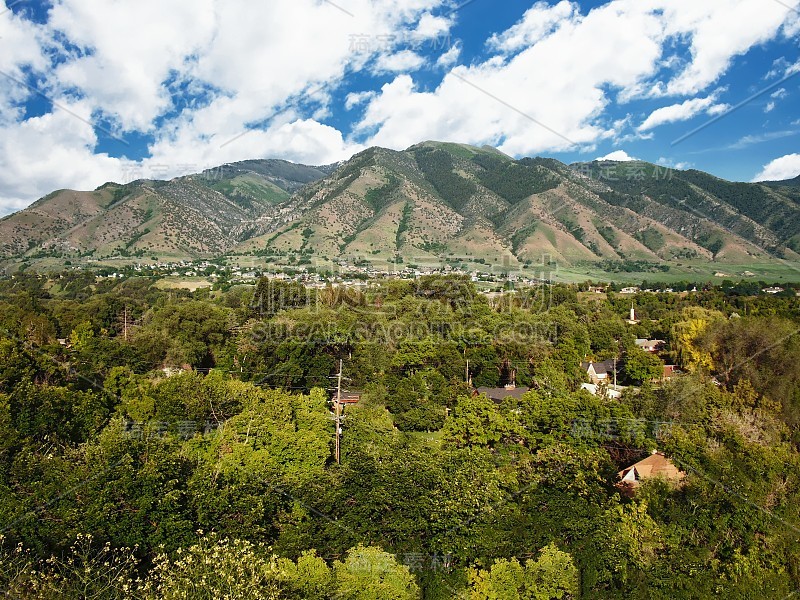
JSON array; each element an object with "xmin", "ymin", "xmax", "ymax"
[
  {"xmin": 468, "ymin": 543, "xmax": 579, "ymax": 599},
  {"xmin": 622, "ymin": 346, "xmax": 663, "ymax": 385},
  {"xmin": 333, "ymin": 545, "xmax": 420, "ymax": 600},
  {"xmin": 444, "ymin": 394, "xmax": 522, "ymax": 448}
]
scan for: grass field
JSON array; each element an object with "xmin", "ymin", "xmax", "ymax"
[
  {"xmin": 553, "ymin": 260, "xmax": 800, "ymax": 284},
  {"xmin": 153, "ymin": 277, "xmax": 214, "ymax": 292}
]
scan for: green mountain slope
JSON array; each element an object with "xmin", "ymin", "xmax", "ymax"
[
  {"xmin": 241, "ymin": 143, "xmax": 799, "ymax": 267},
  {"xmin": 2, "ymin": 144, "xmax": 799, "ymax": 269},
  {"xmin": 0, "ymin": 159, "xmax": 328, "ymax": 259}
]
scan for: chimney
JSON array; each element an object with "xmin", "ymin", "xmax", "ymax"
[{"xmin": 630, "ymin": 304, "xmax": 636, "ymax": 322}]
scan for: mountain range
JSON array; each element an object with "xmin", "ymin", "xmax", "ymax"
[{"xmin": 2, "ymin": 141, "xmax": 799, "ymax": 272}]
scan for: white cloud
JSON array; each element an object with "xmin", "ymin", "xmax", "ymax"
[
  {"xmin": 638, "ymin": 94, "xmax": 729, "ymax": 131},
  {"xmin": 357, "ymin": 2, "xmax": 666, "ymax": 155},
  {"xmin": 48, "ymin": 0, "xmax": 217, "ymax": 132},
  {"xmin": 766, "ymin": 57, "xmax": 797, "ymax": 79},
  {"xmin": 0, "ymin": 0, "xmax": 450, "ymax": 213},
  {"xmin": 373, "ymin": 50, "xmax": 426, "ymax": 73},
  {"xmin": 0, "ymin": 99, "xmax": 132, "ymax": 215},
  {"xmin": 597, "ymin": 150, "xmax": 639, "ymax": 161},
  {"xmin": 0, "ymin": 4, "xmax": 48, "ymax": 118},
  {"xmin": 657, "ymin": 157, "xmax": 691, "ymax": 170},
  {"xmin": 357, "ymin": 0, "xmax": 795, "ymax": 157},
  {"xmin": 658, "ymin": 0, "xmax": 793, "ymax": 96},
  {"xmin": 345, "ymin": 91, "xmax": 377, "ymax": 110},
  {"xmin": 764, "ymin": 87, "xmax": 788, "ymax": 113},
  {"xmin": 727, "ymin": 129, "xmax": 799, "ymax": 149},
  {"xmin": 487, "ymin": 0, "xmax": 576, "ymax": 53},
  {"xmin": 783, "ymin": 7, "xmax": 800, "ymax": 37},
  {"xmin": 752, "ymin": 153, "xmax": 800, "ymax": 181},
  {"xmin": 436, "ymin": 43, "xmax": 461, "ymax": 68},
  {"xmin": 413, "ymin": 12, "xmax": 451, "ymax": 39}
]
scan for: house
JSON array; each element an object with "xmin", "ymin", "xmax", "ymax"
[
  {"xmin": 580, "ymin": 382, "xmax": 622, "ymax": 399},
  {"xmin": 635, "ymin": 338, "xmax": 665, "ymax": 353},
  {"xmin": 161, "ymin": 364, "xmax": 191, "ymax": 378},
  {"xmin": 620, "ymin": 287, "xmax": 639, "ymax": 295},
  {"xmin": 661, "ymin": 365, "xmax": 679, "ymax": 381},
  {"xmin": 617, "ymin": 451, "xmax": 685, "ymax": 496},
  {"xmin": 335, "ymin": 392, "xmax": 362, "ymax": 406},
  {"xmin": 476, "ymin": 384, "xmax": 530, "ymax": 403},
  {"xmin": 580, "ymin": 359, "xmax": 616, "ymax": 385}
]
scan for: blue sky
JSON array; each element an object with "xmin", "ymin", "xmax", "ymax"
[{"xmin": 0, "ymin": 0, "xmax": 798, "ymax": 215}]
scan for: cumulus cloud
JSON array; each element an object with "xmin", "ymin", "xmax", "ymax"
[
  {"xmin": 638, "ymin": 94, "xmax": 729, "ymax": 131},
  {"xmin": 48, "ymin": 0, "xmax": 217, "ymax": 133},
  {"xmin": 436, "ymin": 43, "xmax": 461, "ymax": 68},
  {"xmin": 597, "ymin": 150, "xmax": 639, "ymax": 161},
  {"xmin": 413, "ymin": 12, "xmax": 451, "ymax": 39},
  {"xmin": 657, "ymin": 0, "xmax": 794, "ymax": 96},
  {"xmin": 345, "ymin": 91, "xmax": 377, "ymax": 110},
  {"xmin": 0, "ymin": 4, "xmax": 48, "ymax": 118},
  {"xmin": 487, "ymin": 0, "xmax": 575, "ymax": 53},
  {"xmin": 373, "ymin": 50, "xmax": 426, "ymax": 73},
  {"xmin": 0, "ymin": 0, "xmax": 449, "ymax": 213},
  {"xmin": 752, "ymin": 153, "xmax": 800, "ymax": 181},
  {"xmin": 0, "ymin": 98, "xmax": 132, "ymax": 212},
  {"xmin": 356, "ymin": 0, "xmax": 792, "ymax": 156},
  {"xmin": 657, "ymin": 157, "xmax": 692, "ymax": 170}
]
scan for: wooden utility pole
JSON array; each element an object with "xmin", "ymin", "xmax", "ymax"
[
  {"xmin": 117, "ymin": 305, "xmax": 131, "ymax": 342},
  {"xmin": 123, "ymin": 305, "xmax": 129, "ymax": 342},
  {"xmin": 335, "ymin": 359, "xmax": 342, "ymax": 464}
]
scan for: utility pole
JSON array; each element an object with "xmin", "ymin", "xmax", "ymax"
[
  {"xmin": 335, "ymin": 359, "xmax": 342, "ymax": 464},
  {"xmin": 123, "ymin": 305, "xmax": 129, "ymax": 342},
  {"xmin": 465, "ymin": 359, "xmax": 470, "ymax": 385},
  {"xmin": 328, "ymin": 360, "xmax": 351, "ymax": 464}
]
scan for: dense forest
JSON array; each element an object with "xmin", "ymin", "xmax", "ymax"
[{"xmin": 1, "ymin": 271, "xmax": 799, "ymax": 598}]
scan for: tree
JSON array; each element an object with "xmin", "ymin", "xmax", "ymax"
[
  {"xmin": 671, "ymin": 307, "xmax": 724, "ymax": 373},
  {"xmin": 145, "ymin": 535, "xmax": 286, "ymax": 600},
  {"xmin": 622, "ymin": 346, "xmax": 663, "ymax": 385},
  {"xmin": 468, "ymin": 544, "xmax": 579, "ymax": 599},
  {"xmin": 250, "ymin": 279, "xmax": 312, "ymax": 318},
  {"xmin": 443, "ymin": 394, "xmax": 521, "ymax": 448},
  {"xmin": 333, "ymin": 545, "xmax": 420, "ymax": 600},
  {"xmin": 277, "ymin": 551, "xmax": 333, "ymax": 600},
  {"xmin": 69, "ymin": 321, "xmax": 95, "ymax": 350}
]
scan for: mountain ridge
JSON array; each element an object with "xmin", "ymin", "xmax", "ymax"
[{"xmin": 2, "ymin": 143, "xmax": 799, "ymax": 271}]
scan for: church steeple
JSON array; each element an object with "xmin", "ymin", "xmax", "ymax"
[{"xmin": 627, "ymin": 303, "xmax": 639, "ymax": 325}]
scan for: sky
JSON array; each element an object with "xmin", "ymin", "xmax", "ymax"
[{"xmin": 0, "ymin": 0, "xmax": 799, "ymax": 216}]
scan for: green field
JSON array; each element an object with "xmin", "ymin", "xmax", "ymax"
[{"xmin": 554, "ymin": 260, "xmax": 800, "ymax": 284}]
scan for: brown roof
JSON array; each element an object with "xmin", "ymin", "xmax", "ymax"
[
  {"xmin": 618, "ymin": 452, "xmax": 685, "ymax": 486},
  {"xmin": 476, "ymin": 386, "xmax": 530, "ymax": 402},
  {"xmin": 337, "ymin": 392, "xmax": 362, "ymax": 404}
]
